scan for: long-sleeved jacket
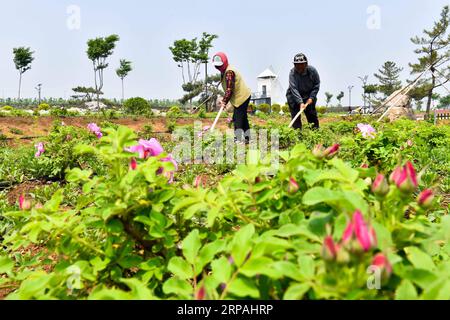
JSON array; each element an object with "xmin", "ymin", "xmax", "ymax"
[{"xmin": 286, "ymin": 65, "xmax": 321, "ymax": 105}]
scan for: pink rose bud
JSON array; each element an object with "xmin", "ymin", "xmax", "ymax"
[
  {"xmin": 322, "ymin": 236, "xmax": 337, "ymax": 261},
  {"xmin": 324, "ymin": 144, "xmax": 340, "ymax": 159},
  {"xmin": 288, "ymin": 177, "xmax": 299, "ymax": 194},
  {"xmin": 353, "ymin": 210, "xmax": 373, "ymax": 252},
  {"xmin": 417, "ymin": 189, "xmax": 434, "ymax": 209},
  {"xmin": 195, "ymin": 286, "xmax": 206, "ymax": 300},
  {"xmin": 194, "ymin": 175, "xmax": 207, "ymax": 188},
  {"xmin": 360, "ymin": 163, "xmax": 369, "ymax": 169},
  {"xmin": 372, "ymin": 253, "xmax": 393, "ymax": 279},
  {"xmin": 397, "ymin": 161, "xmax": 418, "ymax": 193},
  {"xmin": 130, "ymin": 157, "xmax": 138, "ymax": 171},
  {"xmin": 372, "ymin": 174, "xmax": 389, "ymax": 196},
  {"xmin": 389, "ymin": 166, "xmax": 403, "ymax": 184},
  {"xmin": 19, "ymin": 195, "xmax": 32, "ymax": 210},
  {"xmin": 407, "ymin": 140, "xmax": 413, "ymax": 147},
  {"xmin": 342, "ymin": 210, "xmax": 377, "ymax": 252}
]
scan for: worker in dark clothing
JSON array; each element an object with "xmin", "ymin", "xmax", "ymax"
[{"xmin": 286, "ymin": 53, "xmax": 321, "ymax": 130}]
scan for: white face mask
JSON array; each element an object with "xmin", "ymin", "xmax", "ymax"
[{"xmin": 212, "ymin": 55, "xmax": 224, "ymax": 67}]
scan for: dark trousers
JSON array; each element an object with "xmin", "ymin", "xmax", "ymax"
[
  {"xmin": 233, "ymin": 97, "xmax": 251, "ymax": 142},
  {"xmin": 288, "ymin": 99, "xmax": 319, "ymax": 130}
]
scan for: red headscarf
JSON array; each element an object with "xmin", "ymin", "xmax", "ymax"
[{"xmin": 212, "ymin": 52, "xmax": 229, "ymax": 73}]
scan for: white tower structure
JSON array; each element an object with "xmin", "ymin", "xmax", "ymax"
[{"xmin": 256, "ymin": 66, "xmax": 285, "ymax": 105}]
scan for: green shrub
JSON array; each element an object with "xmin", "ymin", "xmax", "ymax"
[
  {"xmin": 37, "ymin": 103, "xmax": 50, "ymax": 111},
  {"xmin": 271, "ymin": 104, "xmax": 281, "ymax": 113},
  {"xmin": 248, "ymin": 103, "xmax": 256, "ymax": 113},
  {"xmin": 316, "ymin": 106, "xmax": 327, "ymax": 115},
  {"xmin": 124, "ymin": 97, "xmax": 152, "ymax": 115},
  {"xmin": 166, "ymin": 119, "xmax": 177, "ymax": 133},
  {"xmin": 281, "ymin": 104, "xmax": 290, "ymax": 113},
  {"xmin": 257, "ymin": 103, "xmax": 270, "ymax": 114},
  {"xmin": 1, "ymin": 106, "xmax": 14, "ymax": 111},
  {"xmin": 167, "ymin": 105, "xmax": 182, "ymax": 118}
]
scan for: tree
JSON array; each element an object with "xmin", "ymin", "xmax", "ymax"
[
  {"xmin": 325, "ymin": 92, "xmax": 333, "ymax": 107},
  {"xmin": 364, "ymin": 84, "xmax": 379, "ymax": 108},
  {"xmin": 336, "ymin": 91, "xmax": 344, "ymax": 106},
  {"xmin": 87, "ymin": 34, "xmax": 120, "ymax": 109},
  {"xmin": 71, "ymin": 86, "xmax": 103, "ymax": 101},
  {"xmin": 438, "ymin": 94, "xmax": 450, "ymax": 109},
  {"xmin": 374, "ymin": 61, "xmax": 403, "ymax": 98},
  {"xmin": 410, "ymin": 5, "xmax": 450, "ymax": 116},
  {"xmin": 169, "ymin": 32, "xmax": 218, "ymax": 106},
  {"xmin": 13, "ymin": 47, "xmax": 34, "ymax": 100},
  {"xmin": 116, "ymin": 59, "xmax": 133, "ymax": 102}
]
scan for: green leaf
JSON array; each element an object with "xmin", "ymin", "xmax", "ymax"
[
  {"xmin": 196, "ymin": 240, "xmax": 226, "ymax": 273},
  {"xmin": 298, "ymin": 255, "xmax": 315, "ymax": 279},
  {"xmin": 162, "ymin": 278, "xmax": 193, "ymax": 298},
  {"xmin": 421, "ymin": 280, "xmax": 450, "ymax": 300},
  {"xmin": 231, "ymin": 224, "xmax": 255, "ymax": 267},
  {"xmin": 395, "ymin": 280, "xmax": 418, "ymax": 300},
  {"xmin": 0, "ymin": 256, "xmax": 14, "ymax": 274},
  {"xmin": 227, "ymin": 277, "xmax": 260, "ymax": 298},
  {"xmin": 117, "ymin": 255, "xmax": 143, "ymax": 269},
  {"xmin": 168, "ymin": 257, "xmax": 193, "ymax": 280},
  {"xmin": 120, "ymin": 278, "xmax": 156, "ymax": 300},
  {"xmin": 211, "ymin": 257, "xmax": 232, "ymax": 283},
  {"xmin": 272, "ymin": 261, "xmax": 302, "ymax": 281},
  {"xmin": 283, "ymin": 283, "xmax": 310, "ymax": 300},
  {"xmin": 66, "ymin": 168, "xmax": 93, "ymax": 183},
  {"xmin": 303, "ymin": 187, "xmax": 342, "ymax": 206},
  {"xmin": 182, "ymin": 230, "xmax": 202, "ymax": 265},
  {"xmin": 240, "ymin": 257, "xmax": 281, "ymax": 278},
  {"xmin": 404, "ymin": 247, "xmax": 436, "ymax": 271},
  {"xmin": 330, "ymin": 158, "xmax": 359, "ymax": 182},
  {"xmin": 43, "ymin": 189, "xmax": 64, "ymax": 212}
]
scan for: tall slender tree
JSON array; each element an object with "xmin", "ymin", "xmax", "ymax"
[
  {"xmin": 116, "ymin": 59, "xmax": 133, "ymax": 102},
  {"xmin": 169, "ymin": 32, "xmax": 218, "ymax": 107},
  {"xmin": 336, "ymin": 91, "xmax": 344, "ymax": 106},
  {"xmin": 410, "ymin": 5, "xmax": 449, "ymax": 116},
  {"xmin": 13, "ymin": 47, "xmax": 34, "ymax": 100},
  {"xmin": 325, "ymin": 92, "xmax": 333, "ymax": 107},
  {"xmin": 87, "ymin": 34, "xmax": 120, "ymax": 109}
]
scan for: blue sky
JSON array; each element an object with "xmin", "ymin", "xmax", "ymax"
[{"xmin": 0, "ymin": 0, "xmax": 448, "ymax": 105}]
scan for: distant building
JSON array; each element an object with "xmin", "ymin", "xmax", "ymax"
[{"xmin": 251, "ymin": 67, "xmax": 285, "ymax": 106}]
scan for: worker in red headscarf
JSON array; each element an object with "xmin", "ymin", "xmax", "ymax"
[{"xmin": 212, "ymin": 52, "xmax": 252, "ymax": 144}]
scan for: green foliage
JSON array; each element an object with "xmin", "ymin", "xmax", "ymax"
[
  {"xmin": 271, "ymin": 104, "xmax": 281, "ymax": 113},
  {"xmin": 257, "ymin": 104, "xmax": 270, "ymax": 114},
  {"xmin": 13, "ymin": 47, "xmax": 34, "ymax": 74},
  {"xmin": 316, "ymin": 106, "xmax": 327, "ymax": 115},
  {"xmin": 116, "ymin": 59, "xmax": 132, "ymax": 80},
  {"xmin": 167, "ymin": 106, "xmax": 182, "ymax": 118},
  {"xmin": 123, "ymin": 97, "xmax": 152, "ymax": 116},
  {"xmin": 374, "ymin": 61, "xmax": 403, "ymax": 97},
  {"xmin": 9, "ymin": 128, "xmax": 23, "ymax": 135},
  {"xmin": 37, "ymin": 103, "xmax": 50, "ymax": 111},
  {"xmin": 0, "ymin": 125, "xmax": 449, "ymax": 300}
]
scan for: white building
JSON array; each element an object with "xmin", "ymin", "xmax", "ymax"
[{"xmin": 251, "ymin": 67, "xmax": 285, "ymax": 106}]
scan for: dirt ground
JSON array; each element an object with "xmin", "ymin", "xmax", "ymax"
[{"xmin": 0, "ymin": 115, "xmax": 271, "ymax": 144}]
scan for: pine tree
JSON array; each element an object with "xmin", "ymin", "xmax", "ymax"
[
  {"xmin": 374, "ymin": 61, "xmax": 403, "ymax": 98},
  {"xmin": 410, "ymin": 5, "xmax": 450, "ymax": 116}
]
